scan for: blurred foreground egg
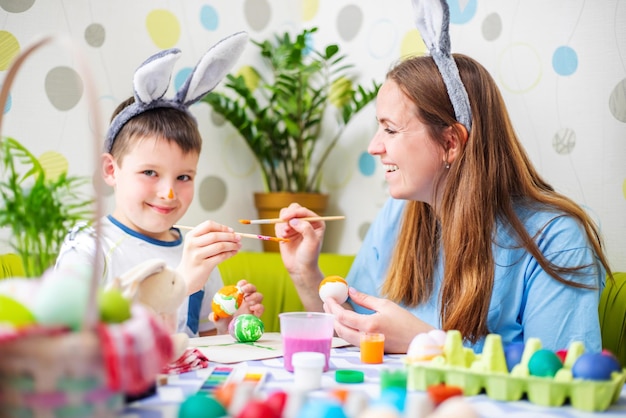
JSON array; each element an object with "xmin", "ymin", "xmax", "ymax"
[
  {"xmin": 229, "ymin": 314, "xmax": 264, "ymax": 342},
  {"xmin": 407, "ymin": 331, "xmax": 445, "ymax": 361},
  {"xmin": 98, "ymin": 288, "xmax": 131, "ymax": 323},
  {"xmin": 212, "ymin": 285, "xmax": 244, "ymax": 319},
  {"xmin": 179, "ymin": 393, "xmax": 226, "ymax": 418},
  {"xmin": 32, "ymin": 266, "xmax": 91, "ymax": 331},
  {"xmin": 318, "ymin": 276, "xmax": 349, "ymax": 303},
  {"xmin": 572, "ymin": 352, "xmax": 622, "ymax": 381},
  {"xmin": 0, "ymin": 294, "xmax": 36, "ymax": 327}
]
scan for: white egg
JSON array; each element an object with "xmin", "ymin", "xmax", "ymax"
[
  {"xmin": 407, "ymin": 332, "xmax": 444, "ymax": 362},
  {"xmin": 318, "ymin": 276, "xmax": 349, "ymax": 303},
  {"xmin": 32, "ymin": 264, "xmax": 92, "ymax": 331},
  {"xmin": 429, "ymin": 397, "xmax": 478, "ymax": 418}
]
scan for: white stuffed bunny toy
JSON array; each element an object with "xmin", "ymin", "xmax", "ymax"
[{"xmin": 108, "ymin": 258, "xmax": 189, "ymax": 361}]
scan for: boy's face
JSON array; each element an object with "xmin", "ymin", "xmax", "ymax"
[{"xmin": 102, "ymin": 136, "xmax": 199, "ymax": 241}]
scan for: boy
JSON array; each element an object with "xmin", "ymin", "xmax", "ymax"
[{"xmin": 56, "ymin": 33, "xmax": 263, "ymax": 336}]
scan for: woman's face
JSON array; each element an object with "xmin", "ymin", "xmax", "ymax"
[{"xmin": 368, "ymin": 79, "xmax": 445, "ymax": 204}]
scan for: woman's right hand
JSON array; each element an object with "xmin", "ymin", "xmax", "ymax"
[
  {"xmin": 275, "ymin": 203, "xmax": 325, "ymax": 274},
  {"xmin": 275, "ymin": 203, "xmax": 327, "ymax": 311}
]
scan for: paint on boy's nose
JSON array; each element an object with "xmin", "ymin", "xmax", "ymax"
[{"xmin": 168, "ymin": 189, "xmax": 174, "ymax": 199}]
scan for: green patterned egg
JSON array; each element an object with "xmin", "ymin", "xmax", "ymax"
[{"xmin": 228, "ymin": 314, "xmax": 264, "ymax": 342}]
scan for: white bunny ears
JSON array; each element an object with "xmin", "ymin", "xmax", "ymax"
[
  {"xmin": 104, "ymin": 31, "xmax": 249, "ymax": 152},
  {"xmin": 411, "ymin": 0, "xmax": 472, "ymax": 132}
]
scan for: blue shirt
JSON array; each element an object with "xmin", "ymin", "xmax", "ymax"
[{"xmin": 346, "ymin": 198, "xmax": 605, "ymax": 353}]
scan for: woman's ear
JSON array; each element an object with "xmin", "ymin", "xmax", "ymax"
[
  {"xmin": 101, "ymin": 153, "xmax": 117, "ymax": 187},
  {"xmin": 444, "ymin": 123, "xmax": 468, "ymax": 164}
]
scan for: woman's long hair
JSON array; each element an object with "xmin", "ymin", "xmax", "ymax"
[{"xmin": 381, "ymin": 54, "xmax": 612, "ymax": 343}]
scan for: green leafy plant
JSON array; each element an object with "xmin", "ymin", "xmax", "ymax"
[
  {"xmin": 0, "ymin": 137, "xmax": 94, "ymax": 277},
  {"xmin": 203, "ymin": 27, "xmax": 380, "ymax": 193}
]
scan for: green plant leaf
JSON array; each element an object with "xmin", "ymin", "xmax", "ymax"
[
  {"xmin": 0, "ymin": 137, "xmax": 94, "ymax": 277},
  {"xmin": 203, "ymin": 26, "xmax": 380, "ymax": 193}
]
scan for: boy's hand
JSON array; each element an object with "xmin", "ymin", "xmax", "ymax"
[
  {"xmin": 210, "ymin": 279, "xmax": 265, "ymax": 335},
  {"xmin": 177, "ymin": 220, "xmax": 242, "ymax": 295}
]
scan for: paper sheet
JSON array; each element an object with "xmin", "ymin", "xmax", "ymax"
[{"xmin": 188, "ymin": 332, "xmax": 350, "ymax": 364}]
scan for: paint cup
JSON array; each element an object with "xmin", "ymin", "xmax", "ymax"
[
  {"xmin": 292, "ymin": 351, "xmax": 325, "ymax": 391},
  {"xmin": 279, "ymin": 312, "xmax": 335, "ymax": 372},
  {"xmin": 360, "ymin": 332, "xmax": 385, "ymax": 364}
]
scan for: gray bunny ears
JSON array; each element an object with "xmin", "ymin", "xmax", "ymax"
[
  {"xmin": 411, "ymin": 0, "xmax": 472, "ymax": 132},
  {"xmin": 104, "ymin": 31, "xmax": 249, "ymax": 152}
]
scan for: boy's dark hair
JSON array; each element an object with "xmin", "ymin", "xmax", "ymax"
[{"xmin": 108, "ymin": 97, "xmax": 202, "ymax": 162}]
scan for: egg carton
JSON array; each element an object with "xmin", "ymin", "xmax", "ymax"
[{"xmin": 405, "ymin": 331, "xmax": 626, "ymax": 412}]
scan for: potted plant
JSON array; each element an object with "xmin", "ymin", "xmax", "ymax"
[
  {"xmin": 202, "ymin": 27, "xmax": 379, "ymax": 250},
  {"xmin": 0, "ymin": 137, "xmax": 94, "ymax": 277}
]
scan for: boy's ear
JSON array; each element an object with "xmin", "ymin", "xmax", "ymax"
[{"xmin": 101, "ymin": 153, "xmax": 117, "ymax": 187}]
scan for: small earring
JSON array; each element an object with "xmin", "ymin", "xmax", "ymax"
[{"xmin": 445, "ymin": 161, "xmax": 450, "ymax": 169}]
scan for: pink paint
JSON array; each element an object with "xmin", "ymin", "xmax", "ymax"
[{"xmin": 283, "ymin": 336, "xmax": 332, "ymax": 372}]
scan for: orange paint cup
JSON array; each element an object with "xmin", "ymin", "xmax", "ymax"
[{"xmin": 360, "ymin": 332, "xmax": 385, "ymax": 364}]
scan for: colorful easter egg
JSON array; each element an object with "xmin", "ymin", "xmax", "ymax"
[
  {"xmin": 318, "ymin": 275, "xmax": 349, "ymax": 303},
  {"xmin": 228, "ymin": 314, "xmax": 264, "ymax": 342},
  {"xmin": 528, "ymin": 349, "xmax": 563, "ymax": 377},
  {"xmin": 212, "ymin": 285, "xmax": 244, "ymax": 319},
  {"xmin": 178, "ymin": 393, "xmax": 226, "ymax": 418},
  {"xmin": 98, "ymin": 288, "xmax": 131, "ymax": 324},
  {"xmin": 0, "ymin": 294, "xmax": 36, "ymax": 327},
  {"xmin": 572, "ymin": 352, "xmax": 622, "ymax": 381},
  {"xmin": 32, "ymin": 266, "xmax": 91, "ymax": 331},
  {"xmin": 407, "ymin": 332, "xmax": 444, "ymax": 362},
  {"xmin": 504, "ymin": 342, "xmax": 525, "ymax": 372}
]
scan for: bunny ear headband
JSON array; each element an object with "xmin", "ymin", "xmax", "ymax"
[
  {"xmin": 411, "ymin": 0, "xmax": 472, "ymax": 132},
  {"xmin": 104, "ymin": 31, "xmax": 249, "ymax": 152}
]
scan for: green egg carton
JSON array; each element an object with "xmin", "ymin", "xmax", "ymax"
[{"xmin": 405, "ymin": 331, "xmax": 626, "ymax": 412}]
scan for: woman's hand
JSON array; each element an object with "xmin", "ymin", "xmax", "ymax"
[
  {"xmin": 275, "ymin": 203, "xmax": 325, "ymax": 274},
  {"xmin": 275, "ymin": 203, "xmax": 328, "ymax": 312},
  {"xmin": 323, "ymin": 287, "xmax": 434, "ymax": 353},
  {"xmin": 177, "ymin": 220, "xmax": 241, "ymax": 295}
]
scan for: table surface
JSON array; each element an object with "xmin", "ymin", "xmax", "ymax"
[{"xmin": 122, "ymin": 345, "xmax": 626, "ymax": 418}]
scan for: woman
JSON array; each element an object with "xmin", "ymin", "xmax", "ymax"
[{"xmin": 276, "ymin": 53, "xmax": 612, "ymax": 354}]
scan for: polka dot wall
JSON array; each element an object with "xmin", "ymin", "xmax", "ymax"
[{"xmin": 1, "ymin": 0, "xmax": 625, "ymax": 269}]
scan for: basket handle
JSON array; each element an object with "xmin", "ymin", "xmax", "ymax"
[{"xmin": 0, "ymin": 35, "xmax": 105, "ymax": 331}]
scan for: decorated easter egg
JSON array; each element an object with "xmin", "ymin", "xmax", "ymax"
[
  {"xmin": 98, "ymin": 288, "xmax": 131, "ymax": 324},
  {"xmin": 318, "ymin": 275, "xmax": 349, "ymax": 303},
  {"xmin": 407, "ymin": 331, "xmax": 444, "ymax": 361},
  {"xmin": 228, "ymin": 314, "xmax": 264, "ymax": 342},
  {"xmin": 32, "ymin": 265, "xmax": 91, "ymax": 331},
  {"xmin": 0, "ymin": 294, "xmax": 36, "ymax": 327},
  {"xmin": 212, "ymin": 285, "xmax": 244, "ymax": 319},
  {"xmin": 528, "ymin": 349, "xmax": 562, "ymax": 377},
  {"xmin": 572, "ymin": 352, "xmax": 622, "ymax": 381},
  {"xmin": 504, "ymin": 342, "xmax": 525, "ymax": 372}
]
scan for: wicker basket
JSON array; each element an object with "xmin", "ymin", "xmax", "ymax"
[
  {"xmin": 0, "ymin": 331, "xmax": 124, "ymax": 418},
  {"xmin": 0, "ymin": 36, "xmax": 124, "ymax": 417}
]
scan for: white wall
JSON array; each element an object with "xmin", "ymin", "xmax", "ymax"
[{"xmin": 1, "ymin": 0, "xmax": 625, "ymax": 270}]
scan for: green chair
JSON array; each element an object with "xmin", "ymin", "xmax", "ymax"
[
  {"xmin": 599, "ymin": 272, "xmax": 626, "ymax": 367},
  {"xmin": 0, "ymin": 253, "xmax": 25, "ymax": 279},
  {"xmin": 218, "ymin": 252, "xmax": 355, "ymax": 332}
]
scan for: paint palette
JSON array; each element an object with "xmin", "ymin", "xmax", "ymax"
[
  {"xmin": 405, "ymin": 331, "xmax": 626, "ymax": 412},
  {"xmin": 197, "ymin": 365, "xmax": 267, "ymax": 396}
]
